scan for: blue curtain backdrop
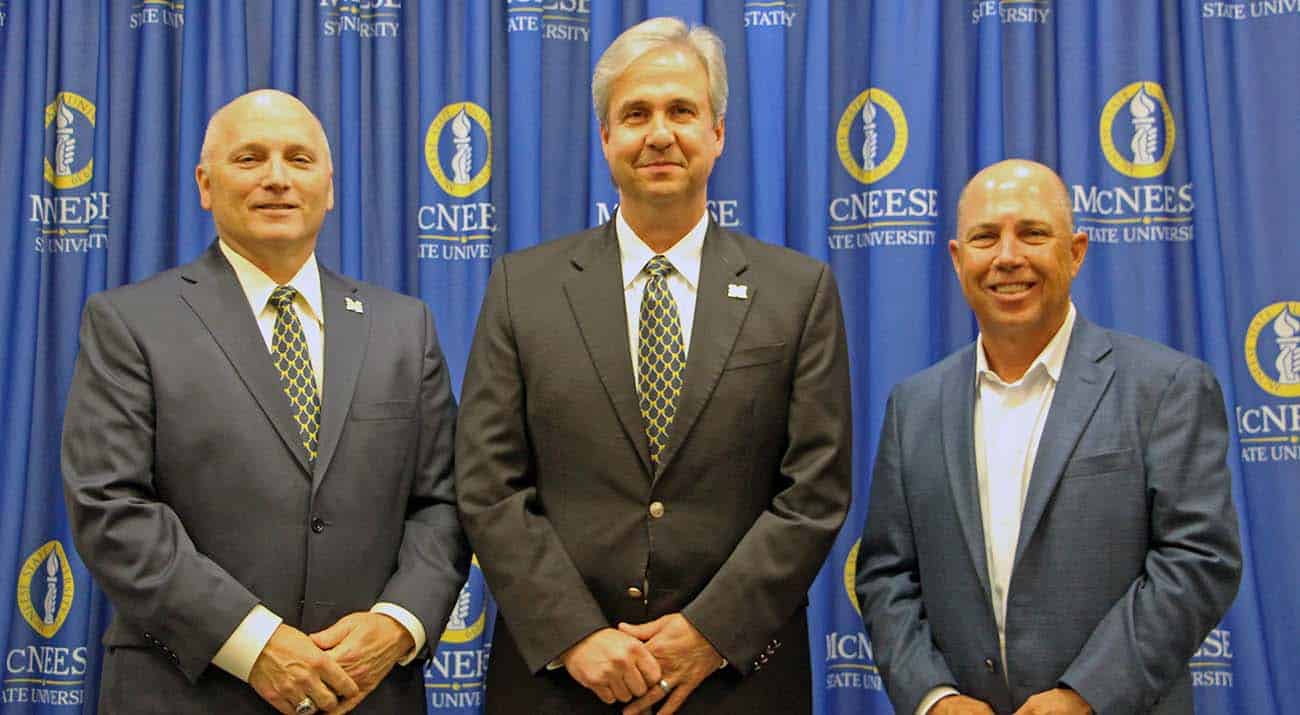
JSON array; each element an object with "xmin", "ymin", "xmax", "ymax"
[{"xmin": 1, "ymin": 1, "xmax": 1295, "ymax": 712}]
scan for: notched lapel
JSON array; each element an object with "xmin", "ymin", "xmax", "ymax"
[
  {"xmin": 1013, "ymin": 321, "xmax": 1116, "ymax": 569},
  {"xmin": 313, "ymin": 270, "xmax": 369, "ymax": 491},
  {"xmin": 653, "ymin": 226, "xmax": 751, "ymax": 480},
  {"xmin": 563, "ymin": 228, "xmax": 653, "ymax": 477},
  {"xmin": 941, "ymin": 348, "xmax": 991, "ymax": 603},
  {"xmin": 179, "ymin": 244, "xmax": 313, "ymax": 476}
]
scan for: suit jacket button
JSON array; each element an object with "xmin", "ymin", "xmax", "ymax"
[
  {"xmin": 311, "ymin": 517, "xmax": 325, "ymax": 533},
  {"xmin": 648, "ymin": 501, "xmax": 665, "ymax": 519},
  {"xmin": 984, "ymin": 658, "xmax": 997, "ymax": 673},
  {"xmin": 627, "ymin": 586, "xmax": 643, "ymax": 599}
]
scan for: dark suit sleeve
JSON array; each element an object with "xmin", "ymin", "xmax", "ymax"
[
  {"xmin": 680, "ymin": 265, "xmax": 853, "ymax": 674},
  {"xmin": 855, "ymin": 390, "xmax": 958, "ymax": 714},
  {"xmin": 455, "ymin": 259, "xmax": 611, "ymax": 673},
  {"xmin": 376, "ymin": 304, "xmax": 472, "ymax": 649},
  {"xmin": 1060, "ymin": 359, "xmax": 1242, "ymax": 713},
  {"xmin": 61, "ymin": 294, "xmax": 260, "ymax": 682}
]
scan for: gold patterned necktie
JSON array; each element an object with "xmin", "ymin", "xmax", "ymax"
[
  {"xmin": 638, "ymin": 255, "xmax": 686, "ymax": 468},
  {"xmin": 269, "ymin": 285, "xmax": 320, "ymax": 465}
]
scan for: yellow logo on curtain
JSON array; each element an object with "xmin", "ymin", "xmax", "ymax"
[
  {"xmin": 438, "ymin": 555, "xmax": 486, "ymax": 644},
  {"xmin": 42, "ymin": 92, "xmax": 96, "ymax": 190},
  {"xmin": 425, "ymin": 102, "xmax": 493, "ymax": 198},
  {"xmin": 1099, "ymin": 81, "xmax": 1176, "ymax": 179},
  {"xmin": 16, "ymin": 541, "xmax": 75, "ymax": 639},
  {"xmin": 1245, "ymin": 302, "xmax": 1300, "ymax": 398},
  {"xmin": 836, "ymin": 88, "xmax": 908, "ymax": 184}
]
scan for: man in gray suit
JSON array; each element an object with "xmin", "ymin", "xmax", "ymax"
[
  {"xmin": 455, "ymin": 17, "xmax": 852, "ymax": 715},
  {"xmin": 62, "ymin": 90, "xmax": 469, "ymax": 714},
  {"xmin": 856, "ymin": 159, "xmax": 1242, "ymax": 715}
]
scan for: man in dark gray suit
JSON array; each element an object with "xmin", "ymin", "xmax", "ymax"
[
  {"xmin": 856, "ymin": 159, "xmax": 1242, "ymax": 715},
  {"xmin": 455, "ymin": 17, "xmax": 852, "ymax": 715},
  {"xmin": 62, "ymin": 90, "xmax": 469, "ymax": 714}
]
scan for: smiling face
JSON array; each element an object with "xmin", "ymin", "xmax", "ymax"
[
  {"xmin": 196, "ymin": 91, "xmax": 334, "ymax": 269},
  {"xmin": 599, "ymin": 45, "xmax": 724, "ymax": 218},
  {"xmin": 950, "ymin": 160, "xmax": 1088, "ymax": 351}
]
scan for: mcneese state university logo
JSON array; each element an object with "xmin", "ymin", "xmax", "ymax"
[
  {"xmin": 593, "ymin": 199, "xmax": 743, "ymax": 230},
  {"xmin": 1191, "ymin": 628, "xmax": 1234, "ymax": 688},
  {"xmin": 2, "ymin": 541, "xmax": 88, "ymax": 706},
  {"xmin": 828, "ymin": 88, "xmax": 939, "ymax": 250},
  {"xmin": 29, "ymin": 92, "xmax": 110, "ymax": 254},
  {"xmin": 1071, "ymin": 81, "xmax": 1195, "ymax": 245},
  {"xmin": 418, "ymin": 102, "xmax": 496, "ymax": 261},
  {"xmin": 1203, "ymin": 0, "xmax": 1300, "ymax": 20},
  {"xmin": 129, "ymin": 0, "xmax": 184, "ymax": 30},
  {"xmin": 319, "ymin": 0, "xmax": 401, "ymax": 38},
  {"xmin": 1236, "ymin": 302, "xmax": 1300, "ymax": 464},
  {"xmin": 821, "ymin": 539, "xmax": 884, "ymax": 693},
  {"xmin": 505, "ymin": 0, "xmax": 591, "ymax": 42},
  {"xmin": 744, "ymin": 0, "xmax": 799, "ymax": 28},
  {"xmin": 971, "ymin": 0, "xmax": 1053, "ymax": 24},
  {"xmin": 426, "ymin": 558, "xmax": 491, "ymax": 709}
]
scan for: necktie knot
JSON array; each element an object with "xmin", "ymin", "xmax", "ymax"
[
  {"xmin": 644, "ymin": 255, "xmax": 675, "ymax": 279},
  {"xmin": 270, "ymin": 285, "xmax": 299, "ymax": 311}
]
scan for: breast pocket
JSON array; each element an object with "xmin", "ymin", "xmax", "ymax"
[
  {"xmin": 1063, "ymin": 447, "xmax": 1139, "ymax": 479},
  {"xmin": 349, "ymin": 399, "xmax": 416, "ymax": 421},
  {"xmin": 724, "ymin": 342, "xmax": 786, "ymax": 371}
]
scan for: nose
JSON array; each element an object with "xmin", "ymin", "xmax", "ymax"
[
  {"xmin": 261, "ymin": 156, "xmax": 289, "ymax": 190},
  {"xmin": 645, "ymin": 113, "xmax": 674, "ymax": 150},
  {"xmin": 991, "ymin": 228, "xmax": 1025, "ymax": 268}
]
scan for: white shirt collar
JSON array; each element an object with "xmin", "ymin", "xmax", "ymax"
[
  {"xmin": 976, "ymin": 302, "xmax": 1076, "ymax": 387},
  {"xmin": 616, "ymin": 209, "xmax": 708, "ymax": 290},
  {"xmin": 218, "ymin": 240, "xmax": 324, "ymax": 327}
]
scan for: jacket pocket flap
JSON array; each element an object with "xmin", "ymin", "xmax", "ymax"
[
  {"xmin": 350, "ymin": 399, "xmax": 416, "ymax": 421},
  {"xmin": 726, "ymin": 343, "xmax": 786, "ymax": 370},
  {"xmin": 1064, "ymin": 447, "xmax": 1138, "ymax": 478}
]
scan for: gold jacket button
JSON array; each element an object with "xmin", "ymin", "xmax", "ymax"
[{"xmin": 649, "ymin": 501, "xmax": 665, "ymax": 519}]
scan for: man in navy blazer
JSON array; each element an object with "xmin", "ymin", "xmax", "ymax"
[{"xmin": 856, "ymin": 160, "xmax": 1241, "ymax": 715}]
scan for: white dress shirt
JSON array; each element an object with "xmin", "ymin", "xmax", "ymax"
[
  {"xmin": 918, "ymin": 303, "xmax": 1077, "ymax": 715},
  {"xmin": 617, "ymin": 208, "xmax": 707, "ymax": 381},
  {"xmin": 210, "ymin": 241, "xmax": 425, "ymax": 681}
]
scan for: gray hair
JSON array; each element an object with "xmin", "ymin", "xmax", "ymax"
[{"xmin": 592, "ymin": 17, "xmax": 728, "ymax": 127}]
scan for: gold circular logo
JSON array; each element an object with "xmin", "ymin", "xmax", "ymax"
[
  {"xmin": 17, "ymin": 540, "xmax": 76, "ymax": 639},
  {"xmin": 1099, "ymin": 81, "xmax": 1176, "ymax": 179},
  {"xmin": 1244, "ymin": 301, "xmax": 1300, "ymax": 398},
  {"xmin": 43, "ymin": 91, "xmax": 97, "ymax": 190},
  {"xmin": 836, "ymin": 88, "xmax": 908, "ymax": 184},
  {"xmin": 424, "ymin": 102, "xmax": 492, "ymax": 198},
  {"xmin": 439, "ymin": 556, "xmax": 487, "ymax": 644},
  {"xmin": 843, "ymin": 539, "xmax": 861, "ymax": 616}
]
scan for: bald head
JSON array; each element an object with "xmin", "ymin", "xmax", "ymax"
[
  {"xmin": 957, "ymin": 159, "xmax": 1074, "ymax": 238},
  {"xmin": 199, "ymin": 90, "xmax": 332, "ymax": 170}
]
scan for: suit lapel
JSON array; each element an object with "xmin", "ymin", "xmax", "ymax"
[
  {"xmin": 313, "ymin": 269, "xmax": 368, "ymax": 491},
  {"xmin": 654, "ymin": 224, "xmax": 751, "ymax": 480},
  {"xmin": 179, "ymin": 243, "xmax": 313, "ymax": 476},
  {"xmin": 941, "ymin": 346, "xmax": 992, "ymax": 603},
  {"xmin": 563, "ymin": 224, "xmax": 653, "ymax": 478},
  {"xmin": 1013, "ymin": 318, "xmax": 1115, "ymax": 569}
]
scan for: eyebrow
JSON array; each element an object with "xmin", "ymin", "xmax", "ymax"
[{"xmin": 963, "ymin": 218, "xmax": 1055, "ymax": 238}]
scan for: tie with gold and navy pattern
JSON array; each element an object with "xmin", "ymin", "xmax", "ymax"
[
  {"xmin": 269, "ymin": 285, "xmax": 320, "ymax": 465},
  {"xmin": 637, "ymin": 256, "xmax": 686, "ymax": 468}
]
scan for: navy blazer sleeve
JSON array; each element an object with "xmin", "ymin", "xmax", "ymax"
[
  {"xmin": 1059, "ymin": 358, "xmax": 1242, "ymax": 713},
  {"xmin": 856, "ymin": 389, "xmax": 959, "ymax": 714}
]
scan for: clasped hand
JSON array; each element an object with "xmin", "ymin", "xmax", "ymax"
[
  {"xmin": 560, "ymin": 613, "xmax": 723, "ymax": 715},
  {"xmin": 248, "ymin": 613, "xmax": 413, "ymax": 714}
]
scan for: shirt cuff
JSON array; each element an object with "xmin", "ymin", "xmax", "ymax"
[
  {"xmin": 211, "ymin": 604, "xmax": 283, "ymax": 682},
  {"xmin": 370, "ymin": 602, "xmax": 426, "ymax": 665},
  {"xmin": 917, "ymin": 686, "xmax": 961, "ymax": 715}
]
